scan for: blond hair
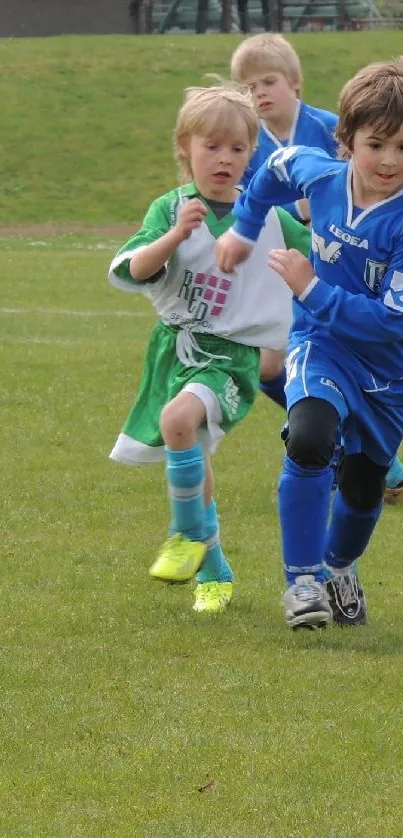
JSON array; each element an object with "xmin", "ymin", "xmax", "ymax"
[
  {"xmin": 231, "ymin": 33, "xmax": 302, "ymax": 92},
  {"xmin": 337, "ymin": 57, "xmax": 403, "ymax": 151},
  {"xmin": 174, "ymin": 84, "xmax": 259, "ymax": 182}
]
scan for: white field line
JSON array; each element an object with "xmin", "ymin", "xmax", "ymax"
[
  {"xmin": 2, "ymin": 337, "xmax": 88, "ymax": 345},
  {"xmin": 1, "ymin": 336, "xmax": 145, "ymax": 345},
  {"xmin": 25, "ymin": 242, "xmax": 115, "ymax": 250},
  {"xmin": 0, "ymin": 307, "xmax": 150, "ymax": 317}
]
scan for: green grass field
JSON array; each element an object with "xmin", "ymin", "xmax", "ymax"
[
  {"xmin": 2, "ymin": 30, "xmax": 403, "ymax": 225},
  {"xmin": 1, "ymin": 32, "xmax": 403, "ymax": 837}
]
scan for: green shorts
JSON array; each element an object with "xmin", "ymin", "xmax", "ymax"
[{"xmin": 110, "ymin": 320, "xmax": 260, "ymax": 464}]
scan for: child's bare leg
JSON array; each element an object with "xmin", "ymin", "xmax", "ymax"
[
  {"xmin": 260, "ymin": 348, "xmax": 285, "ymax": 381},
  {"xmin": 259, "ymin": 348, "xmax": 287, "ymax": 410},
  {"xmin": 151, "ymin": 394, "xmax": 234, "ymax": 607},
  {"xmin": 160, "ymin": 390, "xmax": 207, "ymax": 450},
  {"xmin": 149, "ymin": 392, "xmax": 208, "ymax": 583}
]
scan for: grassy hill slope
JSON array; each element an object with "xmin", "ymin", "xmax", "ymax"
[{"xmin": 1, "ymin": 30, "xmax": 403, "ymax": 225}]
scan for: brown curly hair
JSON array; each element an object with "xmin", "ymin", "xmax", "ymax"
[{"xmin": 337, "ymin": 57, "xmax": 403, "ymax": 152}]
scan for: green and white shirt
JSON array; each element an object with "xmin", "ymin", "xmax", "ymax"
[{"xmin": 109, "ymin": 182, "xmax": 310, "ymax": 351}]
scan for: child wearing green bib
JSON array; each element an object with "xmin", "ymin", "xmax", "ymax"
[{"xmin": 108, "ymin": 84, "xmax": 310, "ymax": 613}]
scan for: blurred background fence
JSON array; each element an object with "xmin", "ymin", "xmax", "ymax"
[{"xmin": 0, "ymin": 0, "xmax": 401, "ymax": 37}]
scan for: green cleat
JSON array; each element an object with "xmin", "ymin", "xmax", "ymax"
[
  {"xmin": 193, "ymin": 581, "xmax": 233, "ymax": 613},
  {"xmin": 149, "ymin": 533, "xmax": 206, "ymax": 584}
]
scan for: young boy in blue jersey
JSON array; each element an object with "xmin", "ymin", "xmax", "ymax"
[
  {"xmin": 231, "ymin": 33, "xmax": 338, "ymax": 220},
  {"xmin": 216, "ymin": 58, "xmax": 403, "ymax": 629},
  {"xmin": 231, "ymin": 33, "xmax": 338, "ymax": 415},
  {"xmin": 230, "ymin": 33, "xmax": 403, "ymax": 505}
]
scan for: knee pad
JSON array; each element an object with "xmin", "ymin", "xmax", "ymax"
[
  {"xmin": 338, "ymin": 453, "xmax": 387, "ymax": 510},
  {"xmin": 286, "ymin": 398, "xmax": 339, "ymax": 469},
  {"xmin": 286, "ymin": 427, "xmax": 334, "ymax": 468}
]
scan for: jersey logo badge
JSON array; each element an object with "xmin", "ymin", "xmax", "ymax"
[
  {"xmin": 311, "ymin": 231, "xmax": 341, "ymax": 264},
  {"xmin": 329, "ymin": 225, "xmax": 368, "ymax": 249},
  {"xmin": 364, "ymin": 260, "xmax": 387, "ymax": 294}
]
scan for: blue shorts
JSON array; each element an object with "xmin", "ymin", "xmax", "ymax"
[{"xmin": 284, "ymin": 339, "xmax": 403, "ymax": 467}]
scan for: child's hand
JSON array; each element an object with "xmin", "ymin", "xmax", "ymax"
[
  {"xmin": 175, "ymin": 199, "xmax": 207, "ymax": 240},
  {"xmin": 268, "ymin": 248, "xmax": 315, "ymax": 296},
  {"xmin": 216, "ymin": 230, "xmax": 252, "ymax": 273}
]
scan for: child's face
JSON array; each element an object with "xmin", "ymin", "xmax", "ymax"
[
  {"xmin": 352, "ymin": 124, "xmax": 403, "ymax": 204},
  {"xmin": 183, "ymin": 130, "xmax": 251, "ymax": 201},
  {"xmin": 246, "ymin": 71, "xmax": 299, "ymax": 128}
]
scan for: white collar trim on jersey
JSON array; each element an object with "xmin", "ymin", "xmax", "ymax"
[
  {"xmin": 346, "ymin": 159, "xmax": 403, "ymax": 228},
  {"xmin": 260, "ymin": 99, "xmax": 301, "ymax": 149}
]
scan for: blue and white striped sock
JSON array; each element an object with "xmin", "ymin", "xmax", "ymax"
[
  {"xmin": 196, "ymin": 500, "xmax": 234, "ymax": 583},
  {"xmin": 165, "ymin": 444, "xmax": 206, "ymax": 542}
]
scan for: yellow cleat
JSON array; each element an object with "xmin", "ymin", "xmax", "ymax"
[
  {"xmin": 193, "ymin": 581, "xmax": 233, "ymax": 613},
  {"xmin": 149, "ymin": 533, "xmax": 206, "ymax": 584}
]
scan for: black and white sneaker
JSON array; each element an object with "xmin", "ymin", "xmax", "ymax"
[
  {"xmin": 325, "ymin": 571, "xmax": 367, "ymax": 626},
  {"xmin": 282, "ymin": 575, "xmax": 333, "ymax": 630}
]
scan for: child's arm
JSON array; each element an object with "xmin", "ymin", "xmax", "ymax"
[
  {"xmin": 233, "ymin": 146, "xmax": 336, "ymax": 242},
  {"xmin": 130, "ymin": 199, "xmax": 207, "ymax": 280},
  {"xmin": 268, "ymin": 241, "xmax": 403, "ymax": 344},
  {"xmin": 216, "ymin": 147, "xmax": 337, "ymax": 272},
  {"xmin": 109, "ymin": 195, "xmax": 172, "ymax": 291},
  {"xmin": 109, "ymin": 195, "xmax": 207, "ymax": 291},
  {"xmin": 294, "ymin": 198, "xmax": 311, "ymax": 224},
  {"xmin": 239, "ymin": 146, "xmax": 261, "ymax": 191},
  {"xmin": 242, "ymin": 145, "xmax": 310, "ymax": 222}
]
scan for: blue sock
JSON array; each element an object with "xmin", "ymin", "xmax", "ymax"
[
  {"xmin": 196, "ymin": 500, "xmax": 234, "ymax": 583},
  {"xmin": 279, "ymin": 455, "xmax": 334, "ymax": 585},
  {"xmin": 385, "ymin": 455, "xmax": 403, "ymax": 489},
  {"xmin": 324, "ymin": 490, "xmax": 382, "ymax": 572},
  {"xmin": 259, "ymin": 370, "xmax": 287, "ymax": 410},
  {"xmin": 165, "ymin": 444, "xmax": 206, "ymax": 542}
]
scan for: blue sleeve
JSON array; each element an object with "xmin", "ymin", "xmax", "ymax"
[
  {"xmin": 240, "ymin": 146, "xmax": 261, "ymax": 190},
  {"xmin": 322, "ymin": 112, "xmax": 339, "ymax": 157},
  {"xmin": 233, "ymin": 145, "xmax": 336, "ymax": 242},
  {"xmin": 300, "ymin": 241, "xmax": 403, "ymax": 343},
  {"xmin": 241, "ymin": 146, "xmax": 306, "ymax": 220}
]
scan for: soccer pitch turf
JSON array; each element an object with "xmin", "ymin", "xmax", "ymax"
[
  {"xmin": 1, "ymin": 237, "xmax": 403, "ymax": 836},
  {"xmin": 2, "ymin": 27, "xmax": 403, "ymax": 835}
]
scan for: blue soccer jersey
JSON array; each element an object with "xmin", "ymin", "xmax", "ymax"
[
  {"xmin": 241, "ymin": 101, "xmax": 338, "ymax": 220},
  {"xmin": 232, "ymin": 145, "xmax": 403, "ymax": 463}
]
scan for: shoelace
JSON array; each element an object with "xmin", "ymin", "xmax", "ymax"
[
  {"xmin": 336, "ymin": 573, "xmax": 359, "ymax": 609},
  {"xmin": 296, "ymin": 582, "xmax": 321, "ymax": 602},
  {"xmin": 176, "ymin": 324, "xmax": 231, "ymax": 369},
  {"xmin": 196, "ymin": 582, "xmax": 216, "ymax": 601},
  {"xmin": 165, "ymin": 534, "xmax": 190, "ymax": 561},
  {"xmin": 196, "ymin": 583, "xmax": 230, "ymax": 604}
]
